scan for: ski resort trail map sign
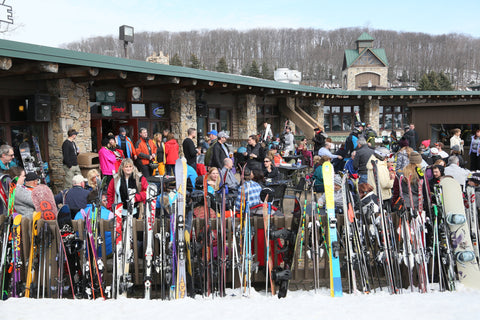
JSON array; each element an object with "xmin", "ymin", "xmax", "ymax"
[{"xmin": 0, "ymin": 1, "xmax": 13, "ymax": 24}]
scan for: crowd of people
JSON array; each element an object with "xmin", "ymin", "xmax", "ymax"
[{"xmin": 1, "ymin": 121, "xmax": 479, "ymax": 220}]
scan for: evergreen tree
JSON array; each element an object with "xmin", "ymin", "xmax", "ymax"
[
  {"xmin": 216, "ymin": 57, "xmax": 229, "ymax": 73},
  {"xmin": 261, "ymin": 62, "xmax": 273, "ymax": 79},
  {"xmin": 438, "ymin": 72, "xmax": 454, "ymax": 90},
  {"xmin": 170, "ymin": 53, "xmax": 183, "ymax": 66},
  {"xmin": 189, "ymin": 54, "xmax": 201, "ymax": 69},
  {"xmin": 418, "ymin": 70, "xmax": 454, "ymax": 91},
  {"xmin": 248, "ymin": 60, "xmax": 262, "ymax": 78},
  {"xmin": 418, "ymin": 73, "xmax": 433, "ymax": 91},
  {"xmin": 399, "ymin": 69, "xmax": 409, "ymax": 82}
]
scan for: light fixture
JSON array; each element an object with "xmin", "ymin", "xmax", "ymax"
[
  {"xmin": 18, "ymin": 105, "xmax": 24, "ymax": 112},
  {"xmin": 119, "ymin": 25, "xmax": 134, "ymax": 58}
]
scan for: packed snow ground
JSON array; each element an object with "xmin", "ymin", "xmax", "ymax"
[{"xmin": 3, "ymin": 284, "xmax": 480, "ymax": 320}]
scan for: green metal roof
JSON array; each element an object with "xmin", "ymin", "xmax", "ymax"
[
  {"xmin": 357, "ymin": 32, "xmax": 375, "ymax": 41},
  {"xmin": 344, "ymin": 48, "xmax": 389, "ymax": 68},
  {"xmin": 0, "ymin": 38, "xmax": 479, "ymax": 99}
]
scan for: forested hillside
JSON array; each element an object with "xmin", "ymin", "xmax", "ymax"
[{"xmin": 63, "ymin": 27, "xmax": 480, "ymax": 88}]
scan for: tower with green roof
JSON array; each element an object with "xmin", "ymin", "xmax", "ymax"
[{"xmin": 341, "ymin": 32, "xmax": 389, "ymax": 90}]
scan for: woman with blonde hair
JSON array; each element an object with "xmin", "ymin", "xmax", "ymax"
[
  {"xmin": 107, "ymin": 158, "xmax": 148, "ymax": 216},
  {"xmin": 400, "ymin": 152, "xmax": 423, "ymax": 209},
  {"xmin": 86, "ymin": 169, "xmax": 101, "ymax": 191},
  {"xmin": 207, "ymin": 166, "xmax": 220, "ymax": 194}
]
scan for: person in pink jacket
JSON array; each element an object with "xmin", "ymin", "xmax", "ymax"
[
  {"xmin": 98, "ymin": 136, "xmax": 117, "ymax": 186},
  {"xmin": 164, "ymin": 132, "xmax": 179, "ymax": 176}
]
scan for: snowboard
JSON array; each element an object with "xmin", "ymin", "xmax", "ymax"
[
  {"xmin": 32, "ymin": 136, "xmax": 50, "ymax": 186},
  {"xmin": 32, "ymin": 184, "xmax": 57, "ymax": 220},
  {"xmin": 175, "ymin": 158, "xmax": 188, "ymax": 299},
  {"xmin": 440, "ymin": 177, "xmax": 480, "ymax": 289},
  {"xmin": 19, "ymin": 141, "xmax": 36, "ymax": 175},
  {"xmin": 322, "ymin": 161, "xmax": 343, "ymax": 297}
]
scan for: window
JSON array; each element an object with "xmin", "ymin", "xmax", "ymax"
[
  {"xmin": 257, "ymin": 105, "xmax": 280, "ymax": 136},
  {"xmin": 379, "ymin": 105, "xmax": 408, "ymax": 130},
  {"xmin": 324, "ymin": 105, "xmax": 359, "ymax": 132}
]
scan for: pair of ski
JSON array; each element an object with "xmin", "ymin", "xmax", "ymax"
[{"xmin": 25, "ymin": 212, "xmax": 53, "ymax": 299}]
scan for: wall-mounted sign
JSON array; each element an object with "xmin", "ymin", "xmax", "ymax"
[
  {"xmin": 152, "ymin": 103, "xmax": 165, "ymax": 118},
  {"xmin": 111, "ymin": 102, "xmax": 126, "ymax": 113},
  {"xmin": 132, "ymin": 103, "xmax": 146, "ymax": 117},
  {"xmin": 96, "ymin": 91, "xmax": 116, "ymax": 103},
  {"xmin": 128, "ymin": 87, "xmax": 142, "ymax": 102},
  {"xmin": 102, "ymin": 105, "xmax": 112, "ymax": 117}
]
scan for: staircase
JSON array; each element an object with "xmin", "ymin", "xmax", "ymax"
[{"xmin": 279, "ymin": 103, "xmax": 321, "ymax": 140}]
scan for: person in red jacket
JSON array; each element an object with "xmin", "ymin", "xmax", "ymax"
[
  {"xmin": 135, "ymin": 127, "xmax": 157, "ymax": 177},
  {"xmin": 107, "ymin": 158, "xmax": 148, "ymax": 217},
  {"xmin": 164, "ymin": 132, "xmax": 179, "ymax": 176}
]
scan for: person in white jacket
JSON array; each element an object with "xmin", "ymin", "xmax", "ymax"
[
  {"xmin": 367, "ymin": 148, "xmax": 395, "ymax": 211},
  {"xmin": 450, "ymin": 128, "xmax": 464, "ymax": 154}
]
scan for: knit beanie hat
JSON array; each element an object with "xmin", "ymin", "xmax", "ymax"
[{"xmin": 409, "ymin": 152, "xmax": 422, "ymax": 165}]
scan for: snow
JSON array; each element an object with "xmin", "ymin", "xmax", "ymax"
[{"xmin": 3, "ymin": 285, "xmax": 480, "ymax": 320}]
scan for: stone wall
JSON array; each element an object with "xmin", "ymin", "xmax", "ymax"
[
  {"xmin": 363, "ymin": 99, "xmax": 380, "ymax": 134},
  {"xmin": 237, "ymin": 94, "xmax": 257, "ymax": 140},
  {"xmin": 303, "ymin": 99, "xmax": 325, "ymax": 129},
  {"xmin": 342, "ymin": 67, "xmax": 388, "ymax": 90},
  {"xmin": 285, "ymin": 97, "xmax": 296, "ymax": 133},
  {"xmin": 170, "ymin": 89, "xmax": 196, "ymax": 156},
  {"xmin": 46, "ymin": 79, "xmax": 91, "ymax": 192}
]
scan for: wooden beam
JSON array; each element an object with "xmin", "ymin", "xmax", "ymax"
[
  {"xmin": 25, "ymin": 67, "xmax": 99, "ymax": 80},
  {"xmin": 0, "ymin": 61, "xmax": 58, "ymax": 78},
  {"xmin": 0, "ymin": 57, "xmax": 12, "ymax": 70}
]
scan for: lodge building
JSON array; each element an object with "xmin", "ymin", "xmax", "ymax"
[{"xmin": 1, "ymin": 35, "xmax": 480, "ymax": 191}]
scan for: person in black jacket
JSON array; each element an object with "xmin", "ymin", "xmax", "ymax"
[
  {"xmin": 182, "ymin": 128, "xmax": 198, "ymax": 170},
  {"xmin": 312, "ymin": 127, "xmax": 326, "ymax": 155},
  {"xmin": 403, "ymin": 124, "xmax": 419, "ymax": 151},
  {"xmin": 209, "ymin": 131, "xmax": 230, "ymax": 169},
  {"xmin": 353, "ymin": 137, "xmax": 374, "ymax": 184},
  {"xmin": 243, "ymin": 134, "xmax": 265, "ymax": 171},
  {"xmin": 263, "ymin": 157, "xmax": 280, "ymax": 181},
  {"xmin": 62, "ymin": 128, "xmax": 82, "ymax": 188}
]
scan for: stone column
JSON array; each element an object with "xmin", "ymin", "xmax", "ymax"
[
  {"xmin": 363, "ymin": 99, "xmax": 380, "ymax": 134},
  {"xmin": 170, "ymin": 88, "xmax": 196, "ymax": 156},
  {"xmin": 237, "ymin": 94, "xmax": 257, "ymax": 140},
  {"xmin": 304, "ymin": 99, "xmax": 325, "ymax": 129},
  {"xmin": 46, "ymin": 79, "xmax": 91, "ymax": 192},
  {"xmin": 285, "ymin": 97, "xmax": 296, "ymax": 133}
]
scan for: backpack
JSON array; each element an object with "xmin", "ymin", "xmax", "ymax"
[{"xmin": 204, "ymin": 139, "xmax": 217, "ymax": 167}]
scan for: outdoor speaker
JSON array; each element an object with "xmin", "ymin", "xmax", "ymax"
[
  {"xmin": 27, "ymin": 94, "xmax": 51, "ymax": 122},
  {"xmin": 196, "ymin": 101, "xmax": 208, "ymax": 118}
]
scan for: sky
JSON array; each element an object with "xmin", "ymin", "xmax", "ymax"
[{"xmin": 1, "ymin": 0, "xmax": 480, "ymax": 48}]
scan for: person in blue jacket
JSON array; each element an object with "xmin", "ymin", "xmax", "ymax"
[{"xmin": 74, "ymin": 190, "xmax": 113, "ymax": 256}]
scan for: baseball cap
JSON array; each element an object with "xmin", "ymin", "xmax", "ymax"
[
  {"xmin": 207, "ymin": 130, "xmax": 218, "ymax": 136},
  {"xmin": 72, "ymin": 174, "xmax": 87, "ymax": 185},
  {"xmin": 218, "ymin": 131, "xmax": 229, "ymax": 139}
]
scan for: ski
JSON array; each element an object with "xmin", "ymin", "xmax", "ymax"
[
  {"xmin": 175, "ymin": 157, "xmax": 188, "ymax": 299},
  {"xmin": 144, "ymin": 183, "xmax": 157, "ymax": 299},
  {"xmin": 322, "ymin": 160, "xmax": 343, "ymax": 297}
]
